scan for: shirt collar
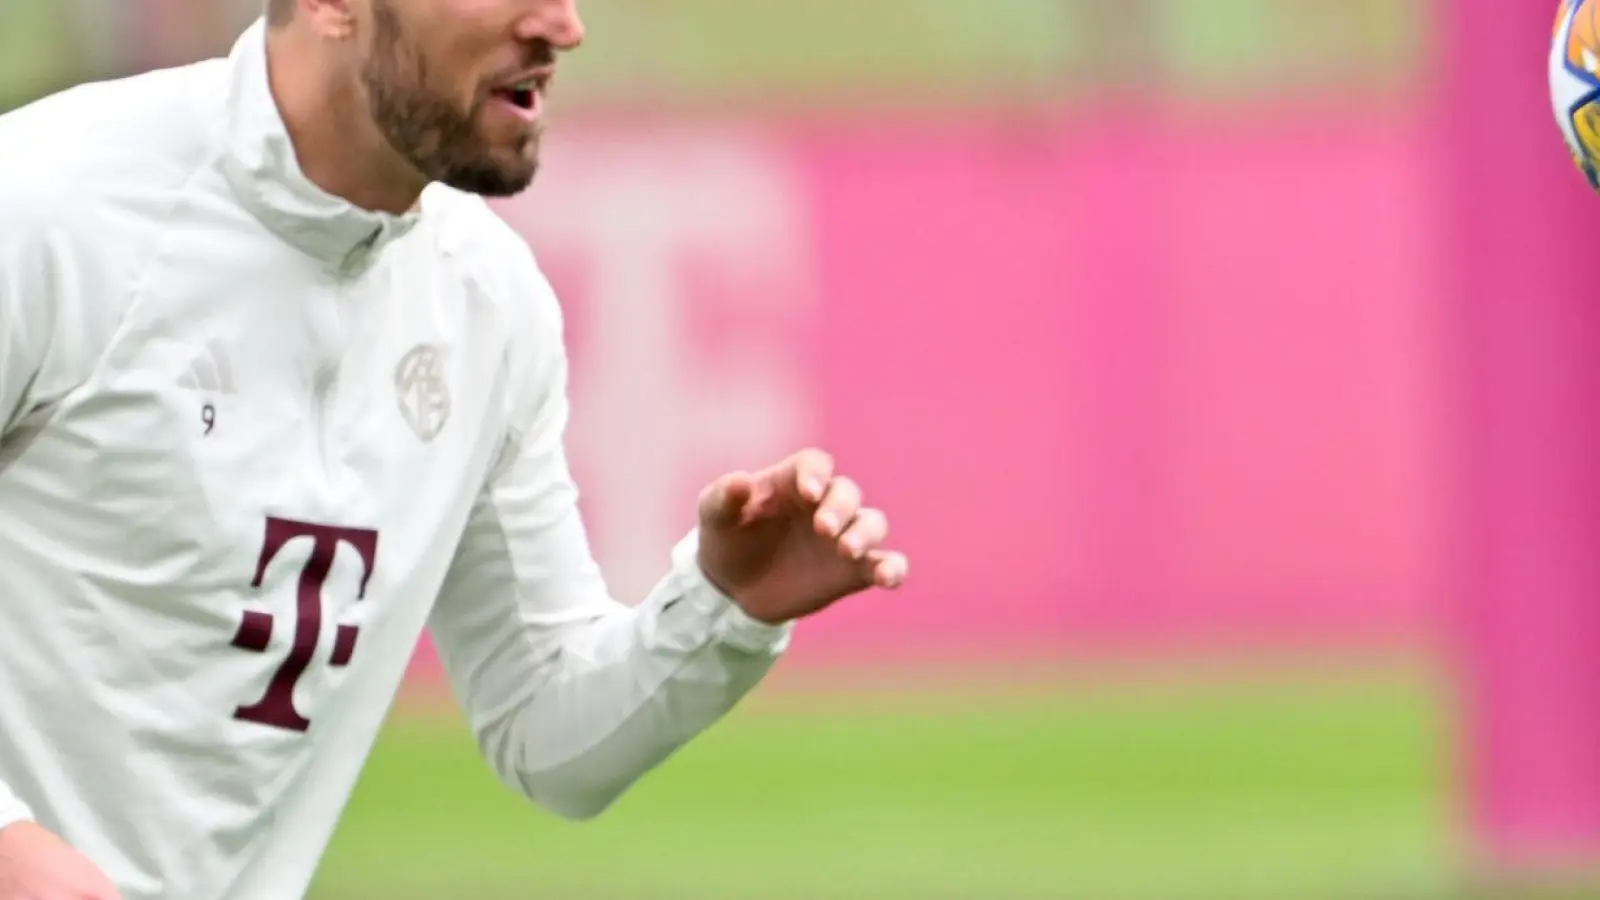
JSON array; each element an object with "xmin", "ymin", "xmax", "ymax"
[{"xmin": 219, "ymin": 19, "xmax": 423, "ymax": 270}]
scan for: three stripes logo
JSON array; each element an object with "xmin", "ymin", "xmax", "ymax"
[
  {"xmin": 177, "ymin": 341, "xmax": 234, "ymax": 436},
  {"xmin": 176, "ymin": 341, "xmax": 237, "ymax": 395}
]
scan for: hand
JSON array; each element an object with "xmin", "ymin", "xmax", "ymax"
[
  {"xmin": 696, "ymin": 448, "xmax": 909, "ymax": 625},
  {"xmin": 0, "ymin": 822, "xmax": 121, "ymax": 900}
]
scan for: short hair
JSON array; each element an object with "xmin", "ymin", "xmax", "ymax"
[{"xmin": 266, "ymin": 0, "xmax": 294, "ymax": 26}]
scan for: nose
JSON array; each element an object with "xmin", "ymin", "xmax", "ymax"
[{"xmin": 516, "ymin": 0, "xmax": 585, "ymax": 51}]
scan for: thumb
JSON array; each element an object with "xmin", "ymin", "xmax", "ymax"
[{"xmin": 698, "ymin": 471, "xmax": 755, "ymax": 528}]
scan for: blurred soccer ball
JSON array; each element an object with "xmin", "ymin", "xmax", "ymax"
[{"xmin": 1554, "ymin": 0, "xmax": 1600, "ymax": 189}]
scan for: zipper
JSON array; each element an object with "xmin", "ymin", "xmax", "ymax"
[{"xmin": 314, "ymin": 225, "xmax": 385, "ymax": 481}]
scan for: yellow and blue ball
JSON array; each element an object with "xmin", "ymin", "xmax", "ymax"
[{"xmin": 1553, "ymin": 0, "xmax": 1600, "ymax": 189}]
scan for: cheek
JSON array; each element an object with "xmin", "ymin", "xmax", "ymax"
[
  {"xmin": 408, "ymin": 50, "xmax": 481, "ymax": 114},
  {"xmin": 426, "ymin": 48, "xmax": 493, "ymax": 111},
  {"xmin": 433, "ymin": 19, "xmax": 517, "ymax": 85}
]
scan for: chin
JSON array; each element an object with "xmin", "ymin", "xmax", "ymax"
[
  {"xmin": 438, "ymin": 161, "xmax": 537, "ymax": 197},
  {"xmin": 426, "ymin": 130, "xmax": 542, "ymax": 196}
]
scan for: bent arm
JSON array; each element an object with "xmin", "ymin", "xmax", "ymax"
[{"xmin": 428, "ymin": 292, "xmax": 790, "ymax": 820}]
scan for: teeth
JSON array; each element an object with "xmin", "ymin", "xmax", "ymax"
[{"xmin": 513, "ymin": 81, "xmax": 538, "ymax": 92}]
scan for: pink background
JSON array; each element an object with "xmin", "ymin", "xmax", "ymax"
[
  {"xmin": 407, "ymin": 107, "xmax": 1451, "ymax": 675},
  {"xmin": 787, "ymin": 111, "xmax": 1444, "ymax": 661},
  {"xmin": 1451, "ymin": 0, "xmax": 1600, "ymax": 861}
]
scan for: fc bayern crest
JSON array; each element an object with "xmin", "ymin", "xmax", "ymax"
[{"xmin": 394, "ymin": 344, "xmax": 451, "ymax": 442}]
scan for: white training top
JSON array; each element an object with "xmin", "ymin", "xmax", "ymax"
[{"xmin": 0, "ymin": 19, "xmax": 790, "ymax": 900}]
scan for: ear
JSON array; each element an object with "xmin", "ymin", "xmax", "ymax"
[{"xmin": 301, "ymin": 0, "xmax": 358, "ymax": 39}]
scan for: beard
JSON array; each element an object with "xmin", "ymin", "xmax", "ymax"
[{"xmin": 360, "ymin": 0, "xmax": 541, "ymax": 197}]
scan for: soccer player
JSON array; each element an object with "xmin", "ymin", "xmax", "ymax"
[{"xmin": 0, "ymin": 1, "xmax": 909, "ymax": 898}]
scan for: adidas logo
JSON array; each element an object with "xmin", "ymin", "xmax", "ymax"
[{"xmin": 177, "ymin": 341, "xmax": 237, "ymax": 394}]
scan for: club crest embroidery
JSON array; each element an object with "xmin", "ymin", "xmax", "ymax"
[{"xmin": 394, "ymin": 344, "xmax": 451, "ymax": 442}]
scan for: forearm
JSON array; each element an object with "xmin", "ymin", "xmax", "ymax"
[{"xmin": 453, "ymin": 535, "xmax": 791, "ymax": 820}]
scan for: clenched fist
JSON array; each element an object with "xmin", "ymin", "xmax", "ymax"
[
  {"xmin": 0, "ymin": 822, "xmax": 121, "ymax": 900},
  {"xmin": 696, "ymin": 448, "xmax": 909, "ymax": 625}
]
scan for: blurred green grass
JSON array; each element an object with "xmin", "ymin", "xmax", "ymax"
[
  {"xmin": 311, "ymin": 666, "xmax": 1455, "ymax": 900},
  {"xmin": 0, "ymin": 0, "xmax": 1424, "ymax": 116},
  {"xmin": 556, "ymin": 0, "xmax": 1422, "ymax": 110}
]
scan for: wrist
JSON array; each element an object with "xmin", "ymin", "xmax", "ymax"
[
  {"xmin": 692, "ymin": 555, "xmax": 791, "ymax": 626},
  {"xmin": 0, "ymin": 819, "xmax": 37, "ymax": 841},
  {"xmin": 671, "ymin": 532, "xmax": 795, "ymax": 653},
  {"xmin": 697, "ymin": 567, "xmax": 787, "ymax": 626},
  {"xmin": 730, "ymin": 598, "xmax": 788, "ymax": 627}
]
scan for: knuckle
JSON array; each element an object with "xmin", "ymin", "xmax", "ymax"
[{"xmin": 801, "ymin": 447, "xmax": 834, "ymax": 470}]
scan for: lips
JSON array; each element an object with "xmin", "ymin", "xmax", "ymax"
[
  {"xmin": 493, "ymin": 81, "xmax": 540, "ymax": 111},
  {"xmin": 489, "ymin": 69, "xmax": 553, "ymax": 116}
]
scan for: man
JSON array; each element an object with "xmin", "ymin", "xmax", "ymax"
[{"xmin": 0, "ymin": 1, "xmax": 908, "ymax": 898}]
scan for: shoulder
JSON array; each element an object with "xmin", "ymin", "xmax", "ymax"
[
  {"xmin": 0, "ymin": 60, "xmax": 229, "ymax": 252},
  {"xmin": 420, "ymin": 186, "xmax": 571, "ymax": 436},
  {"xmin": 0, "ymin": 61, "xmax": 231, "ymax": 394},
  {"xmin": 421, "ymin": 184, "xmax": 567, "ymax": 363},
  {"xmin": 0, "ymin": 60, "xmax": 229, "ymax": 265}
]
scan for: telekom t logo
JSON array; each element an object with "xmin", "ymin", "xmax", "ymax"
[
  {"xmin": 497, "ymin": 127, "xmax": 815, "ymax": 602},
  {"xmin": 231, "ymin": 517, "xmax": 379, "ymax": 733}
]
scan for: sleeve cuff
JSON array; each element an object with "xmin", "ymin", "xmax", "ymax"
[
  {"xmin": 0, "ymin": 781, "xmax": 33, "ymax": 831},
  {"xmin": 668, "ymin": 530, "xmax": 794, "ymax": 655}
]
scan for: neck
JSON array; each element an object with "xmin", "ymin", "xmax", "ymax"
[{"xmin": 264, "ymin": 29, "xmax": 426, "ymax": 215}]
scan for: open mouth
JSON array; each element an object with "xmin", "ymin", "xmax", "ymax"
[
  {"xmin": 490, "ymin": 76, "xmax": 547, "ymax": 118},
  {"xmin": 496, "ymin": 85, "xmax": 537, "ymax": 110}
]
